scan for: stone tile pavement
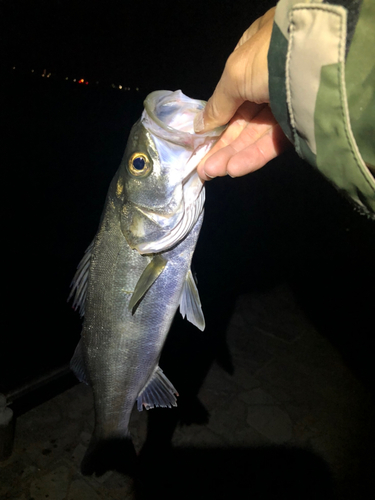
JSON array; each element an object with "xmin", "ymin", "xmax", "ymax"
[{"xmin": 1, "ymin": 283, "xmax": 374, "ymax": 499}]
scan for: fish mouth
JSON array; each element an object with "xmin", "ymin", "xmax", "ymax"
[{"xmin": 143, "ymin": 90, "xmax": 226, "ymax": 149}]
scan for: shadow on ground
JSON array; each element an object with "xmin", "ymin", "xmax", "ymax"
[{"xmin": 135, "ymin": 445, "xmax": 335, "ymax": 500}]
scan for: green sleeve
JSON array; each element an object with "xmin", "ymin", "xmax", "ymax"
[{"xmin": 268, "ymin": 0, "xmax": 375, "ymax": 218}]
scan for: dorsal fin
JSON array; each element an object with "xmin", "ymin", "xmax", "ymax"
[
  {"xmin": 129, "ymin": 254, "xmax": 167, "ymax": 313},
  {"xmin": 136, "ymin": 366, "xmax": 178, "ymax": 411},
  {"xmin": 68, "ymin": 240, "xmax": 95, "ymax": 317},
  {"xmin": 179, "ymin": 269, "xmax": 205, "ymax": 331}
]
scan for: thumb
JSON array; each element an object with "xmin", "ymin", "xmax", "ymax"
[{"xmin": 194, "ymin": 75, "xmax": 245, "ymax": 133}]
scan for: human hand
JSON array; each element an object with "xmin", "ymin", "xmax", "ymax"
[{"xmin": 195, "ymin": 7, "xmax": 291, "ymax": 180}]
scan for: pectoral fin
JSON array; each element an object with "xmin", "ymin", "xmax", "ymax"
[
  {"xmin": 129, "ymin": 254, "xmax": 167, "ymax": 313},
  {"xmin": 179, "ymin": 269, "xmax": 205, "ymax": 331},
  {"xmin": 136, "ymin": 366, "xmax": 178, "ymax": 411}
]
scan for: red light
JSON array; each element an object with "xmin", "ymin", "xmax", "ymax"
[
  {"xmin": 78, "ymin": 79, "xmax": 84, "ymax": 84},
  {"xmin": 85, "ymin": 81, "xmax": 89, "ymax": 85}
]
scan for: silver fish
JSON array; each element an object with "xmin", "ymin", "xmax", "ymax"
[{"xmin": 69, "ymin": 90, "xmax": 223, "ymax": 475}]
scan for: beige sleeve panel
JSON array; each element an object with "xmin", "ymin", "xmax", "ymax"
[
  {"xmin": 286, "ymin": 5, "xmax": 347, "ymax": 155},
  {"xmin": 275, "ymin": 0, "xmax": 324, "ymax": 39}
]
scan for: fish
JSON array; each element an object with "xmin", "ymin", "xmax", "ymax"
[{"xmin": 68, "ymin": 90, "xmax": 224, "ymax": 476}]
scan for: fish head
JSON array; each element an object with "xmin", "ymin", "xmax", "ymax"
[{"xmin": 118, "ymin": 90, "xmax": 225, "ymax": 254}]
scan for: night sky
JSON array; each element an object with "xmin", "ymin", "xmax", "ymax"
[
  {"xmin": 0, "ymin": 0, "xmax": 272, "ymax": 96},
  {"xmin": 1, "ymin": 1, "xmax": 374, "ymax": 403}
]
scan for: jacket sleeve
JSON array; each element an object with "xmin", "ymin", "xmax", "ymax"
[{"xmin": 268, "ymin": 0, "xmax": 375, "ymax": 218}]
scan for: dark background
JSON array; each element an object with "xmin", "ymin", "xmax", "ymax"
[{"xmin": 1, "ymin": 0, "xmax": 374, "ymax": 410}]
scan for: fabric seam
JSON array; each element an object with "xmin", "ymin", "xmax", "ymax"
[{"xmin": 286, "ymin": 3, "xmax": 373, "ymax": 192}]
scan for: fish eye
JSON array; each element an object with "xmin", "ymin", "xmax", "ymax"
[{"xmin": 128, "ymin": 152, "xmax": 152, "ymax": 177}]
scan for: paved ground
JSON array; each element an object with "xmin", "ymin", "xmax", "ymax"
[{"xmin": 1, "ymin": 283, "xmax": 374, "ymax": 500}]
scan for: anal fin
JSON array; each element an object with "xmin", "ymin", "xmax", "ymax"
[{"xmin": 137, "ymin": 366, "xmax": 178, "ymax": 411}]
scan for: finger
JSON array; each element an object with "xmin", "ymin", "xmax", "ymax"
[
  {"xmin": 194, "ymin": 73, "xmax": 244, "ymax": 133},
  {"xmin": 196, "ymin": 123, "xmax": 247, "ymax": 181},
  {"xmin": 195, "ymin": 9, "xmax": 276, "ymax": 134},
  {"xmin": 235, "ymin": 7, "xmax": 276, "ymax": 49},
  {"xmin": 197, "ymin": 103, "xmax": 272, "ymax": 179},
  {"xmin": 195, "ymin": 42, "xmax": 262, "ymax": 134},
  {"xmin": 200, "ymin": 143, "xmax": 240, "ymax": 180},
  {"xmin": 200, "ymin": 123, "xmax": 290, "ymax": 180},
  {"xmin": 197, "ymin": 101, "xmax": 266, "ymax": 175},
  {"xmin": 225, "ymin": 124, "xmax": 291, "ymax": 177},
  {"xmin": 194, "ymin": 37, "xmax": 268, "ymax": 133},
  {"xmin": 196, "ymin": 136, "xmax": 232, "ymax": 179}
]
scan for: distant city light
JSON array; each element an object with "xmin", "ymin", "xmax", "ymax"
[{"xmin": 10, "ymin": 65, "xmax": 139, "ymax": 92}]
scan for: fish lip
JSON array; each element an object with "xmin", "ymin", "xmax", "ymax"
[
  {"xmin": 142, "ymin": 90, "xmax": 226, "ymax": 149},
  {"xmin": 143, "ymin": 91, "xmax": 206, "ymax": 143}
]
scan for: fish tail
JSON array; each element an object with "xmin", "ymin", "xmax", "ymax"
[{"xmin": 81, "ymin": 435, "xmax": 137, "ymax": 476}]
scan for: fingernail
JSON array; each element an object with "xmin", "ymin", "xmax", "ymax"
[
  {"xmin": 204, "ymin": 171, "xmax": 216, "ymax": 179},
  {"xmin": 194, "ymin": 111, "xmax": 205, "ymax": 133}
]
